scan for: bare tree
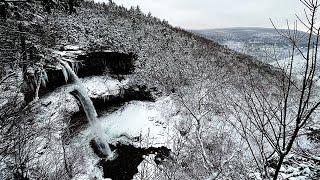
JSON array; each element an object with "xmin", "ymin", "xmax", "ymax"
[{"xmin": 229, "ymin": 0, "xmax": 320, "ymax": 179}]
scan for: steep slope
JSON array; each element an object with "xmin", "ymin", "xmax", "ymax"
[{"xmin": 48, "ymin": 3, "xmax": 280, "ymax": 94}]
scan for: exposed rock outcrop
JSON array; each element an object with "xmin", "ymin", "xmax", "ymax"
[
  {"xmin": 22, "ymin": 50, "xmax": 136, "ymax": 103},
  {"xmin": 90, "ymin": 140, "xmax": 172, "ymax": 180}
]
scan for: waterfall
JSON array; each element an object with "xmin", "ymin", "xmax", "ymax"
[{"xmin": 59, "ymin": 60, "xmax": 115, "ymax": 159}]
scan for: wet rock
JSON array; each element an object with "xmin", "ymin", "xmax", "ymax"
[
  {"xmin": 93, "ymin": 85, "xmax": 155, "ymax": 114},
  {"xmin": 76, "ymin": 51, "xmax": 136, "ymax": 77},
  {"xmin": 90, "ymin": 140, "xmax": 171, "ymax": 180}
]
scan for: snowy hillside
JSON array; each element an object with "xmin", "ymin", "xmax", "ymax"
[{"xmin": 1, "ymin": 1, "xmax": 320, "ymax": 180}]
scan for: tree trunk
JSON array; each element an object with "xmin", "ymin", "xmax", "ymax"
[
  {"xmin": 18, "ymin": 23, "xmax": 27, "ymax": 78},
  {"xmin": 273, "ymin": 154, "xmax": 285, "ymax": 180}
]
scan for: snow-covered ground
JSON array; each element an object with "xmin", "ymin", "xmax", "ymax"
[
  {"xmin": 271, "ymin": 51, "xmax": 320, "ymax": 88},
  {"xmin": 271, "ymin": 53, "xmax": 307, "ymax": 78},
  {"xmin": 81, "ymin": 76, "xmax": 129, "ymax": 98},
  {"xmin": 97, "ymin": 96, "xmax": 177, "ymax": 147}
]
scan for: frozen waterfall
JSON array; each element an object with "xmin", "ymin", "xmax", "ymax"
[{"xmin": 59, "ymin": 60, "xmax": 115, "ymax": 159}]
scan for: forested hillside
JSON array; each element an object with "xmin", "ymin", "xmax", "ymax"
[
  {"xmin": 1, "ymin": 0, "xmax": 319, "ymax": 180},
  {"xmin": 46, "ymin": 1, "xmax": 279, "ymax": 93}
]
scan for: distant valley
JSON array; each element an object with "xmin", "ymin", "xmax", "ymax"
[{"xmin": 191, "ymin": 27, "xmax": 310, "ymax": 64}]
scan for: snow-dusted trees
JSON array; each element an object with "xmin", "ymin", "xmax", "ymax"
[
  {"xmin": 41, "ymin": 0, "xmax": 81, "ymax": 14},
  {"xmin": 152, "ymin": 57, "xmax": 251, "ymax": 179},
  {"xmin": 1, "ymin": 2, "xmax": 68, "ymax": 179},
  {"xmin": 0, "ymin": 71, "xmax": 44, "ymax": 179},
  {"xmin": 230, "ymin": 0, "xmax": 320, "ymax": 179},
  {"xmin": 4, "ymin": 0, "xmax": 316, "ymax": 179}
]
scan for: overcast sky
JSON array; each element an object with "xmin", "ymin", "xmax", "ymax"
[{"xmin": 95, "ymin": 0, "xmax": 305, "ymax": 30}]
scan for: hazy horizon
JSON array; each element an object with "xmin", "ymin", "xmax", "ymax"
[{"xmin": 95, "ymin": 0, "xmax": 305, "ymax": 30}]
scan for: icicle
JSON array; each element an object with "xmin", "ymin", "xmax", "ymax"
[
  {"xmin": 75, "ymin": 62, "xmax": 79, "ymax": 74},
  {"xmin": 43, "ymin": 70, "xmax": 48, "ymax": 83},
  {"xmin": 41, "ymin": 76, "xmax": 46, "ymax": 88},
  {"xmin": 39, "ymin": 70, "xmax": 48, "ymax": 88},
  {"xmin": 61, "ymin": 65, "xmax": 69, "ymax": 83},
  {"xmin": 71, "ymin": 61, "xmax": 80, "ymax": 74},
  {"xmin": 71, "ymin": 62, "xmax": 74, "ymax": 73},
  {"xmin": 59, "ymin": 60, "xmax": 80, "ymax": 83}
]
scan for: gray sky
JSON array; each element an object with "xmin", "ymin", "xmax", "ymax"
[{"xmin": 95, "ymin": 0, "xmax": 305, "ymax": 30}]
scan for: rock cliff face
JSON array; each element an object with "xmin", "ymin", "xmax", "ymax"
[
  {"xmin": 91, "ymin": 140, "xmax": 171, "ymax": 180},
  {"xmin": 76, "ymin": 51, "xmax": 136, "ymax": 77},
  {"xmin": 22, "ymin": 48, "xmax": 137, "ymax": 103}
]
